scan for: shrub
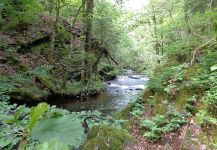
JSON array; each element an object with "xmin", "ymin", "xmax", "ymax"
[
  {"xmin": 139, "ymin": 107, "xmax": 187, "ymax": 141},
  {"xmin": 148, "ymin": 65, "xmax": 185, "ymax": 92},
  {"xmin": 98, "ymin": 64, "xmax": 117, "ymax": 80}
]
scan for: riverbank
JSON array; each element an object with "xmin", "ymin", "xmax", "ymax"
[{"xmin": 50, "ymin": 74, "xmax": 148, "ymax": 114}]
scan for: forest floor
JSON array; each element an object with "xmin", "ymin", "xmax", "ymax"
[{"xmin": 126, "ymin": 108, "xmax": 207, "ymax": 150}]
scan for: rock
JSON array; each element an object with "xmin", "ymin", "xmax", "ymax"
[
  {"xmin": 82, "ymin": 125, "xmax": 135, "ymax": 150},
  {"xmin": 129, "ymin": 75, "xmax": 142, "ymax": 79}
]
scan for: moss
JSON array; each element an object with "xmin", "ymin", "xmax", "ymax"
[
  {"xmin": 82, "ymin": 125, "xmax": 135, "ymax": 150},
  {"xmin": 98, "ymin": 64, "xmax": 117, "ymax": 81},
  {"xmin": 120, "ymin": 121, "xmax": 132, "ymax": 132},
  {"xmin": 10, "ymin": 86, "xmax": 49, "ymax": 101},
  {"xmin": 17, "ymin": 63, "xmax": 29, "ymax": 72},
  {"xmin": 7, "ymin": 55, "xmax": 20, "ymax": 65},
  {"xmin": 31, "ymin": 42, "xmax": 50, "ymax": 60},
  {"xmin": 142, "ymin": 88, "xmax": 153, "ymax": 102},
  {"xmin": 184, "ymin": 64, "xmax": 201, "ymax": 80},
  {"xmin": 153, "ymin": 92, "xmax": 167, "ymax": 115},
  {"xmin": 209, "ymin": 125, "xmax": 217, "ymax": 148},
  {"xmin": 34, "ymin": 75, "xmax": 56, "ymax": 91},
  {"xmin": 165, "ymin": 55, "xmax": 180, "ymax": 67},
  {"xmin": 196, "ymin": 125, "xmax": 217, "ymax": 149},
  {"xmin": 56, "ymin": 79, "xmax": 104, "ymax": 97},
  {"xmin": 115, "ymin": 103, "xmax": 133, "ymax": 120},
  {"xmin": 1, "ymin": 19, "xmax": 20, "ymax": 31},
  {"xmin": 174, "ymin": 86, "xmax": 194, "ymax": 111},
  {"xmin": 195, "ymin": 102, "xmax": 209, "ymax": 114},
  {"xmin": 106, "ymin": 70, "xmax": 117, "ymax": 80}
]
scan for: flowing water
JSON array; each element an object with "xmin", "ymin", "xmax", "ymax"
[{"xmin": 51, "ymin": 70, "xmax": 149, "ymax": 115}]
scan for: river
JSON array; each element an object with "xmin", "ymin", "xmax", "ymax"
[{"xmin": 51, "ymin": 70, "xmax": 149, "ymax": 115}]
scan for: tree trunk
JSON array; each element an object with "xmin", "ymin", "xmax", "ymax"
[
  {"xmin": 152, "ymin": 14, "xmax": 160, "ymax": 63},
  {"xmin": 49, "ymin": 0, "xmax": 60, "ymax": 64},
  {"xmin": 206, "ymin": 0, "xmax": 213, "ymax": 37},
  {"xmin": 84, "ymin": 0, "xmax": 94, "ymax": 80},
  {"xmin": 184, "ymin": 0, "xmax": 191, "ymax": 35},
  {"xmin": 49, "ymin": 0, "xmax": 53, "ymax": 16},
  {"xmin": 48, "ymin": 0, "xmax": 54, "ymax": 64}
]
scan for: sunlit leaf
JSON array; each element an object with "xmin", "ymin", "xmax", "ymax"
[
  {"xmin": 31, "ymin": 116, "xmax": 84, "ymax": 148},
  {"xmin": 28, "ymin": 103, "xmax": 49, "ymax": 132},
  {"xmin": 210, "ymin": 65, "xmax": 217, "ymax": 71},
  {"xmin": 35, "ymin": 139, "xmax": 69, "ymax": 150}
]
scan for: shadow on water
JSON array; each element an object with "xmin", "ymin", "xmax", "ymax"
[{"xmin": 50, "ymin": 72, "xmax": 149, "ymax": 115}]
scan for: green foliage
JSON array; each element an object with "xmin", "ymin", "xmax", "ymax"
[
  {"xmin": 140, "ymin": 115, "xmax": 166, "ymax": 140},
  {"xmin": 35, "ymin": 139, "xmax": 69, "ymax": 150},
  {"xmin": 139, "ymin": 107, "xmax": 186, "ymax": 141},
  {"xmin": 0, "ymin": 102, "xmax": 29, "ymax": 149},
  {"xmin": 184, "ymin": 96, "xmax": 196, "ymax": 113},
  {"xmin": 0, "ymin": 0, "xmax": 42, "ymax": 30},
  {"xmin": 211, "ymin": 64, "xmax": 217, "ymax": 72},
  {"xmin": 130, "ymin": 97, "xmax": 144, "ymax": 118},
  {"xmin": 202, "ymin": 87, "xmax": 217, "ymax": 106},
  {"xmin": 32, "ymin": 117, "xmax": 83, "ymax": 148},
  {"xmin": 148, "ymin": 65, "xmax": 185, "ymax": 92},
  {"xmin": 28, "ymin": 103, "xmax": 49, "ymax": 132},
  {"xmin": 59, "ymin": 74, "xmax": 104, "ymax": 97},
  {"xmin": 0, "ymin": 103, "xmax": 81, "ymax": 149},
  {"xmin": 98, "ymin": 63, "xmax": 117, "ymax": 80},
  {"xmin": 195, "ymin": 110, "xmax": 217, "ymax": 125},
  {"xmin": 0, "ymin": 74, "xmax": 15, "ymax": 101},
  {"xmin": 199, "ymin": 51, "xmax": 217, "ymax": 72},
  {"xmin": 0, "ymin": 102, "xmax": 131, "ymax": 150}
]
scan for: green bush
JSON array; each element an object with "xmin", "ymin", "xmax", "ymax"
[
  {"xmin": 0, "ymin": 74, "xmax": 15, "ymax": 101},
  {"xmin": 1, "ymin": 0, "xmax": 42, "ymax": 30},
  {"xmin": 130, "ymin": 97, "xmax": 144, "ymax": 118},
  {"xmin": 139, "ymin": 107, "xmax": 186, "ymax": 141},
  {"xmin": 148, "ymin": 65, "xmax": 184, "ymax": 92},
  {"xmin": 98, "ymin": 64, "xmax": 117, "ymax": 80},
  {"xmin": 199, "ymin": 51, "xmax": 217, "ymax": 72}
]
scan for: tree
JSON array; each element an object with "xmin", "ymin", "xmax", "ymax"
[
  {"xmin": 84, "ymin": 0, "xmax": 94, "ymax": 80},
  {"xmin": 49, "ymin": 0, "xmax": 60, "ymax": 64}
]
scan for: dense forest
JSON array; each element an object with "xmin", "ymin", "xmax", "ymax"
[{"xmin": 0, "ymin": 0, "xmax": 217, "ymax": 149}]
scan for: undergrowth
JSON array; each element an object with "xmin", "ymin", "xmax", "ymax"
[{"xmin": 0, "ymin": 102, "xmax": 131, "ymax": 150}]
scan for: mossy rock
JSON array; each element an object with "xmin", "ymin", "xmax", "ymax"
[
  {"xmin": 142, "ymin": 88, "xmax": 154, "ymax": 102},
  {"xmin": 17, "ymin": 63, "xmax": 29, "ymax": 72},
  {"xmin": 10, "ymin": 86, "xmax": 49, "ymax": 101},
  {"xmin": 82, "ymin": 125, "xmax": 135, "ymax": 150},
  {"xmin": 184, "ymin": 64, "xmax": 201, "ymax": 80},
  {"xmin": 153, "ymin": 92, "xmax": 167, "ymax": 115},
  {"xmin": 115, "ymin": 103, "xmax": 133, "ymax": 120},
  {"xmin": 98, "ymin": 64, "xmax": 117, "ymax": 80},
  {"xmin": 34, "ymin": 75, "xmax": 56, "ymax": 91},
  {"xmin": 174, "ymin": 86, "xmax": 194, "ymax": 111},
  {"xmin": 106, "ymin": 70, "xmax": 117, "ymax": 80}
]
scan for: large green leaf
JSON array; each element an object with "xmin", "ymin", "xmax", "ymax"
[
  {"xmin": 31, "ymin": 116, "xmax": 84, "ymax": 148},
  {"xmin": 210, "ymin": 65, "xmax": 217, "ymax": 71},
  {"xmin": 35, "ymin": 139, "xmax": 69, "ymax": 150},
  {"xmin": 28, "ymin": 103, "xmax": 49, "ymax": 132}
]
